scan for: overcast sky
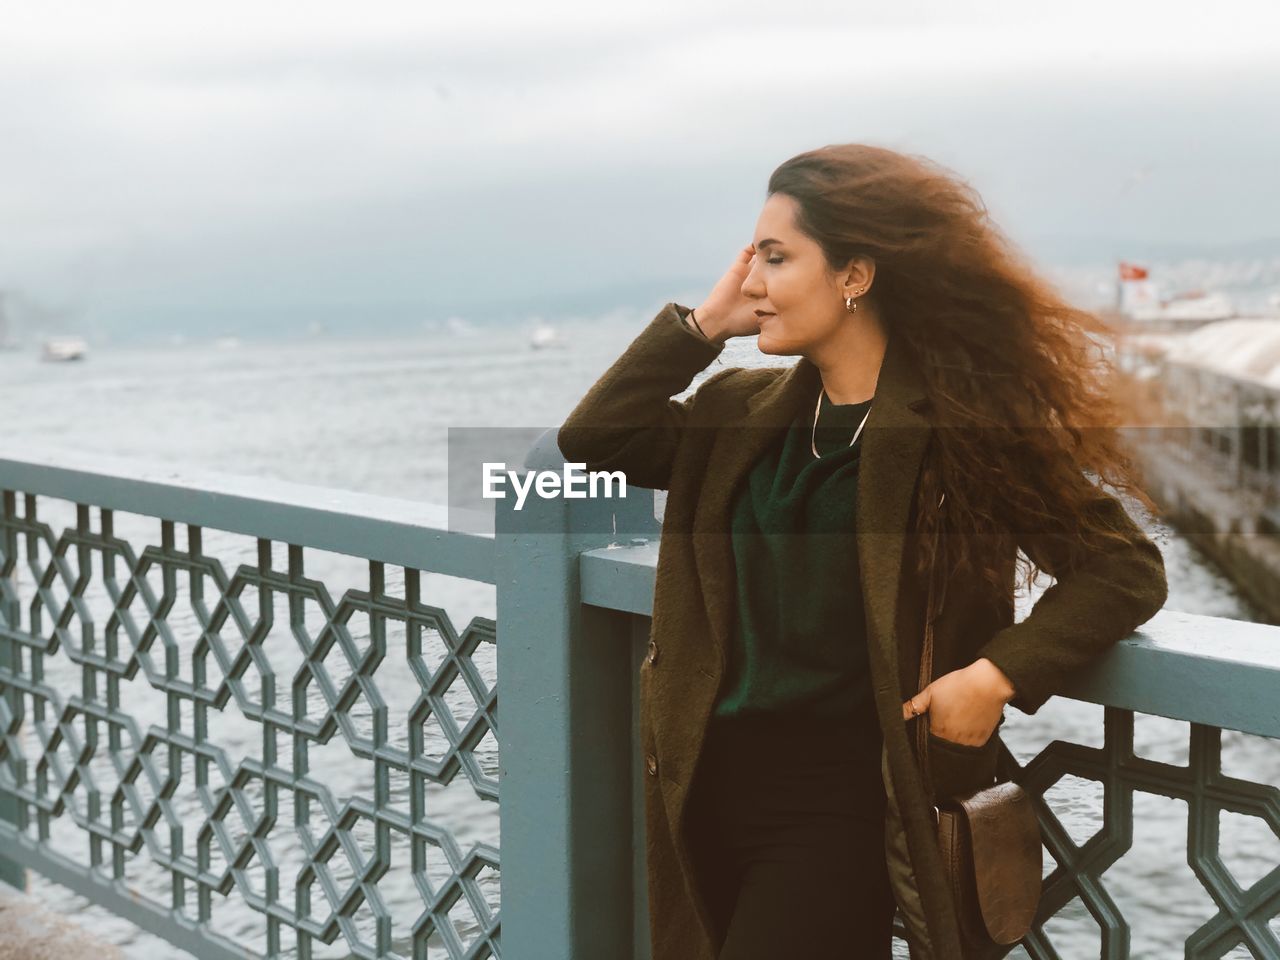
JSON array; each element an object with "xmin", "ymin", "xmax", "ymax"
[{"xmin": 2, "ymin": 1, "xmax": 1278, "ymax": 339}]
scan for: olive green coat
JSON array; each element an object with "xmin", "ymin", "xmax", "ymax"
[{"xmin": 556, "ymin": 302, "xmax": 1168, "ymax": 960}]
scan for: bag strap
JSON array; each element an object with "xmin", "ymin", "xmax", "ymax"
[{"xmin": 914, "ymin": 491, "xmax": 945, "ymax": 812}]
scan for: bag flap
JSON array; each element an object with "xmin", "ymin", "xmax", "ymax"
[{"xmin": 957, "ymin": 781, "xmax": 1043, "ymax": 944}]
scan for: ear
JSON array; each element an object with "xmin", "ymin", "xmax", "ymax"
[{"xmin": 840, "ymin": 254, "xmax": 876, "ymax": 293}]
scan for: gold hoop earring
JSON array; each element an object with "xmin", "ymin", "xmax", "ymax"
[{"xmin": 845, "ymin": 288, "xmax": 867, "ymax": 314}]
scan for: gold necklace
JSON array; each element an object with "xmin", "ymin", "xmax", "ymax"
[{"xmin": 811, "ymin": 386, "xmax": 873, "ymax": 459}]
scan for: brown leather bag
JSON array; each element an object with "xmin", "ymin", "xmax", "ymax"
[{"xmin": 913, "ymin": 493, "xmax": 1043, "ymax": 951}]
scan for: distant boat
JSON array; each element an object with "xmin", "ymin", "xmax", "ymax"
[
  {"xmin": 41, "ymin": 336, "xmax": 88, "ymax": 362},
  {"xmin": 530, "ymin": 323, "xmax": 565, "ymax": 350}
]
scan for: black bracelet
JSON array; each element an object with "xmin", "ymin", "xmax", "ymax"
[
  {"xmin": 688, "ymin": 308, "xmax": 708, "ymax": 338},
  {"xmin": 685, "ymin": 308, "xmax": 724, "ymax": 362}
]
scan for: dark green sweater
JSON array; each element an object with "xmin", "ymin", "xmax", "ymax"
[{"xmin": 710, "ymin": 387, "xmax": 877, "ymax": 724}]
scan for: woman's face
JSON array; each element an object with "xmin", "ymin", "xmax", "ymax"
[{"xmin": 741, "ymin": 192, "xmax": 873, "ymax": 356}]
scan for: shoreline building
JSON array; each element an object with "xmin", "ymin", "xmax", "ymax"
[{"xmin": 1117, "ymin": 317, "xmax": 1280, "ymax": 620}]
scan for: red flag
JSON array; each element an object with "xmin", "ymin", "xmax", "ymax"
[{"xmin": 1119, "ymin": 261, "xmax": 1149, "ymax": 281}]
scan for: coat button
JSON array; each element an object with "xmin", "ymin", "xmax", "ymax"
[
  {"xmin": 646, "ymin": 640, "xmax": 659, "ymax": 665},
  {"xmin": 646, "ymin": 753, "xmax": 658, "ymax": 776}
]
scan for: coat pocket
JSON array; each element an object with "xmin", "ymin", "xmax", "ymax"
[{"xmin": 926, "ymin": 729, "xmax": 1000, "ymax": 803}]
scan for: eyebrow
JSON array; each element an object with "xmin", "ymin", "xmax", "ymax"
[{"xmin": 755, "ymin": 238, "xmax": 784, "ymax": 249}]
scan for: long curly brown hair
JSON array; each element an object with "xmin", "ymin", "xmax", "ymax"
[{"xmin": 768, "ymin": 143, "xmax": 1159, "ymax": 598}]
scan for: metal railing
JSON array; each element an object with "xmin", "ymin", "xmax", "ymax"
[
  {"xmin": 3, "ymin": 434, "xmax": 1279, "ymax": 960},
  {"xmin": 0, "ymin": 444, "xmax": 499, "ymax": 960}
]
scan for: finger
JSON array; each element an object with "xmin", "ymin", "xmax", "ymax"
[{"xmin": 901, "ymin": 689, "xmax": 929, "ymax": 720}]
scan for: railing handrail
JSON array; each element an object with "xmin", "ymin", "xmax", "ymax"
[
  {"xmin": 0, "ymin": 443, "xmax": 495, "ymax": 583},
  {"xmin": 5, "ymin": 438, "xmax": 1280, "ymax": 959},
  {"xmin": 578, "ymin": 543, "xmax": 1280, "ymax": 740}
]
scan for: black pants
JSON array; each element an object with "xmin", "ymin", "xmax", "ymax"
[{"xmin": 683, "ymin": 709, "xmax": 897, "ymax": 959}]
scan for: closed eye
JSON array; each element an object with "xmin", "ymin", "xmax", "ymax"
[{"xmin": 767, "ymin": 257, "xmax": 783, "ymax": 264}]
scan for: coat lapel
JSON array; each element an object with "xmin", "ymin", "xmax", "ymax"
[
  {"xmin": 691, "ymin": 329, "xmax": 933, "ymax": 691},
  {"xmin": 854, "ymin": 335, "xmax": 934, "ymax": 705}
]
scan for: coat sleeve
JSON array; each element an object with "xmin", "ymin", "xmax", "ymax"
[
  {"xmin": 555, "ymin": 301, "xmax": 738, "ymax": 491},
  {"xmin": 972, "ymin": 478, "xmax": 1169, "ymax": 716}
]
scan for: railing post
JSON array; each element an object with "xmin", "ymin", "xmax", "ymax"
[
  {"xmin": 495, "ymin": 430, "xmax": 660, "ymax": 960},
  {"xmin": 0, "ymin": 718, "xmax": 23, "ymax": 888},
  {"xmin": 0, "ymin": 779, "xmax": 20, "ymax": 888},
  {"xmin": 0, "ymin": 490, "xmax": 26, "ymax": 889}
]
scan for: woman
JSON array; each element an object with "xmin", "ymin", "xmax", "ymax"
[{"xmin": 556, "ymin": 144, "xmax": 1168, "ymax": 960}]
